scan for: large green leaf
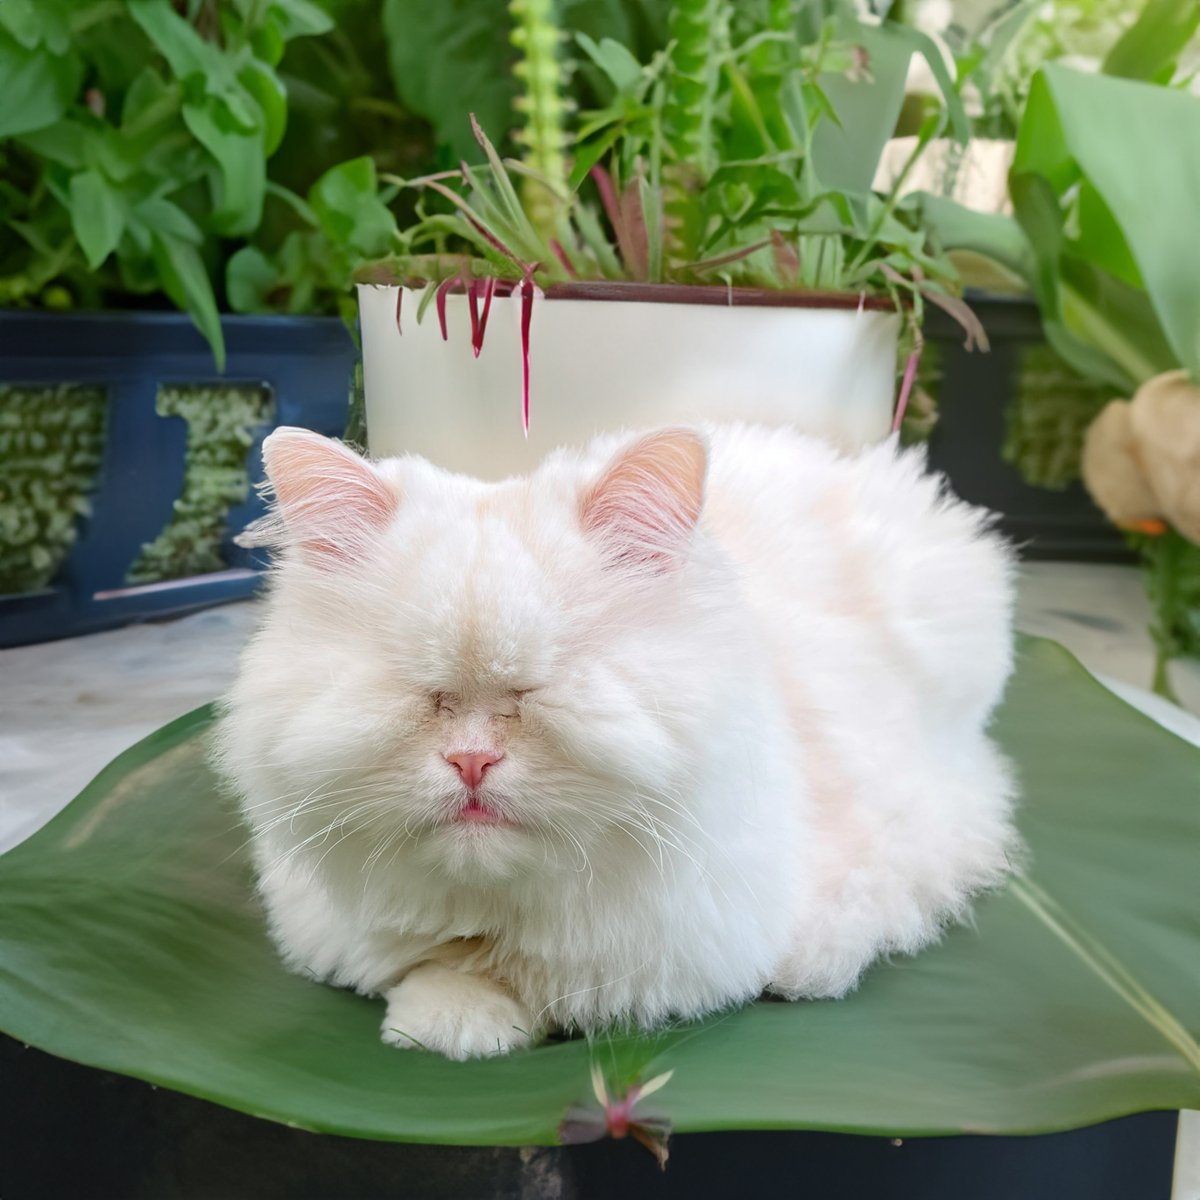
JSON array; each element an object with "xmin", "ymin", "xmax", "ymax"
[
  {"xmin": 1102, "ymin": 0, "xmax": 1200, "ymax": 82},
  {"xmin": 0, "ymin": 638, "xmax": 1197, "ymax": 1144},
  {"xmin": 810, "ymin": 23, "xmax": 915, "ymax": 195},
  {"xmin": 67, "ymin": 169, "xmax": 125, "ymax": 269},
  {"xmin": 1013, "ymin": 65, "xmax": 1200, "ymax": 383},
  {"xmin": 381, "ymin": 0, "xmax": 519, "ymax": 162},
  {"xmin": 148, "ymin": 231, "xmax": 225, "ymax": 371},
  {"xmin": 183, "ymin": 98, "xmax": 267, "ymax": 236},
  {"xmin": 0, "ymin": 32, "xmax": 82, "ymax": 138},
  {"xmin": 309, "ymin": 156, "xmax": 398, "ymax": 259},
  {"xmin": 811, "ymin": 20, "xmax": 970, "ymax": 196},
  {"xmin": 909, "ymin": 194, "xmax": 1035, "ymax": 285}
]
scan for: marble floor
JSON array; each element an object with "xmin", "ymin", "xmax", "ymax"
[{"xmin": 1, "ymin": 561, "xmax": 1197, "ymax": 1194}]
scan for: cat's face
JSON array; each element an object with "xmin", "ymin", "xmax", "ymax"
[{"xmin": 229, "ymin": 426, "xmax": 737, "ymax": 885}]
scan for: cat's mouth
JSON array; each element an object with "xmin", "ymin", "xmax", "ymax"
[{"xmin": 452, "ymin": 797, "xmax": 518, "ymax": 828}]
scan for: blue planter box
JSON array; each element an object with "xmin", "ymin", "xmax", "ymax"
[{"xmin": 0, "ymin": 310, "xmax": 357, "ymax": 648}]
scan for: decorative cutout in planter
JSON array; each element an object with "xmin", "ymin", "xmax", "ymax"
[
  {"xmin": 127, "ymin": 383, "xmax": 275, "ymax": 585},
  {"xmin": 0, "ymin": 382, "xmax": 107, "ymax": 595}
]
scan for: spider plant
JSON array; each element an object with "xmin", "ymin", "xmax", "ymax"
[{"xmin": 359, "ymin": 0, "xmax": 986, "ymax": 388}]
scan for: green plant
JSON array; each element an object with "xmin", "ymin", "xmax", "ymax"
[
  {"xmin": 921, "ymin": 0, "xmax": 1200, "ymax": 694},
  {"xmin": 0, "ymin": 383, "xmax": 106, "ymax": 594},
  {"xmin": 1132, "ymin": 528, "xmax": 1200, "ymax": 701},
  {"xmin": 898, "ymin": 337, "xmax": 942, "ymax": 445},
  {"xmin": 226, "ymin": 155, "xmax": 401, "ymax": 328},
  {"xmin": 953, "ymin": 0, "xmax": 1200, "ymax": 140},
  {"xmin": 0, "ymin": 0, "xmax": 336, "ymax": 366},
  {"xmin": 366, "ymin": 2, "xmax": 980, "ymax": 335},
  {"xmin": 2, "ymin": 638, "xmax": 1198, "ymax": 1142},
  {"xmin": 379, "ymin": 0, "xmax": 670, "ymax": 165},
  {"xmin": 1005, "ymin": 60, "xmax": 1200, "ymax": 691},
  {"xmin": 127, "ymin": 382, "xmax": 274, "ymax": 585},
  {"xmin": 509, "ymin": 0, "xmax": 571, "ymax": 240}
]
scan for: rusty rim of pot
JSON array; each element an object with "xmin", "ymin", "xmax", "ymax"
[
  {"xmin": 542, "ymin": 280, "xmax": 895, "ymax": 311},
  {"xmin": 355, "ymin": 268, "xmax": 896, "ymax": 312}
]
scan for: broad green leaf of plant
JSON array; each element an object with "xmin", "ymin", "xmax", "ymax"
[
  {"xmin": 1102, "ymin": 0, "xmax": 1200, "ymax": 82},
  {"xmin": 0, "ymin": 33, "xmax": 83, "ymax": 139},
  {"xmin": 127, "ymin": 0, "xmax": 217, "ymax": 81},
  {"xmin": 226, "ymin": 245, "xmax": 280, "ymax": 313},
  {"xmin": 239, "ymin": 62, "xmax": 289, "ymax": 157},
  {"xmin": 577, "ymin": 32, "xmax": 644, "ymax": 97},
  {"xmin": 0, "ymin": 0, "xmax": 71, "ymax": 55},
  {"xmin": 908, "ymin": 193, "xmax": 1035, "ymax": 285},
  {"xmin": 183, "ymin": 100, "xmax": 267, "ymax": 237},
  {"xmin": 133, "ymin": 195, "xmax": 203, "ymax": 246},
  {"xmin": 149, "ymin": 233, "xmax": 225, "ymax": 372},
  {"xmin": 809, "ymin": 23, "xmax": 916, "ymax": 195},
  {"xmin": 67, "ymin": 170, "xmax": 125, "ymax": 269},
  {"xmin": 265, "ymin": 0, "xmax": 337, "ymax": 41},
  {"xmin": 1013, "ymin": 65, "xmax": 1200, "ymax": 384},
  {"xmin": 16, "ymin": 119, "xmax": 88, "ymax": 170},
  {"xmin": 382, "ymin": 0, "xmax": 519, "ymax": 163},
  {"xmin": 309, "ymin": 156, "xmax": 398, "ymax": 260},
  {"xmin": 128, "ymin": 0, "xmax": 286, "ymax": 235},
  {"xmin": 0, "ymin": 639, "xmax": 1196, "ymax": 1144}
]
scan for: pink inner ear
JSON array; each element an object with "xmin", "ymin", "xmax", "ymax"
[
  {"xmin": 262, "ymin": 427, "xmax": 398, "ymax": 564},
  {"xmin": 582, "ymin": 428, "xmax": 707, "ymax": 567}
]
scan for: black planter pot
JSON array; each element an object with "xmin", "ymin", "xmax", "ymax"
[
  {"xmin": 0, "ymin": 310, "xmax": 357, "ymax": 648},
  {"xmin": 0, "ymin": 1038, "xmax": 1178, "ymax": 1200},
  {"xmin": 924, "ymin": 295, "xmax": 1130, "ymax": 563}
]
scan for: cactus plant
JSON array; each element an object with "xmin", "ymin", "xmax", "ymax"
[{"xmin": 509, "ymin": 0, "xmax": 572, "ymax": 243}]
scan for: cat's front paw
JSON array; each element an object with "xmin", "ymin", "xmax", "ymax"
[{"xmin": 381, "ymin": 963, "xmax": 535, "ymax": 1059}]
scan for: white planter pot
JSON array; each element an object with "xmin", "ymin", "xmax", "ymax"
[{"xmin": 358, "ymin": 282, "xmax": 901, "ymax": 479}]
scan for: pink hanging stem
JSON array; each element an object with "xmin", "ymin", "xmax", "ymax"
[
  {"xmin": 892, "ymin": 344, "xmax": 923, "ymax": 434},
  {"xmin": 435, "ymin": 276, "xmax": 457, "ymax": 342},
  {"xmin": 549, "ymin": 238, "xmax": 580, "ymax": 279},
  {"xmin": 518, "ymin": 266, "xmax": 537, "ymax": 437},
  {"xmin": 467, "ymin": 277, "xmax": 482, "ymax": 356},
  {"xmin": 476, "ymin": 275, "xmax": 496, "ymax": 356}
]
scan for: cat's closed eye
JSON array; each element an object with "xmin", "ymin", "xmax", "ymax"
[
  {"xmin": 431, "ymin": 690, "xmax": 534, "ymax": 718},
  {"xmin": 495, "ymin": 690, "xmax": 536, "ymax": 719}
]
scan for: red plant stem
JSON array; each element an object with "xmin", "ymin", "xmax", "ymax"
[
  {"xmin": 519, "ymin": 268, "xmax": 536, "ymax": 437},
  {"xmin": 549, "ymin": 238, "xmax": 580, "ymax": 279},
  {"xmin": 477, "ymin": 275, "xmax": 496, "ymax": 354},
  {"xmin": 468, "ymin": 214, "xmax": 520, "ymax": 263},
  {"xmin": 394, "ymin": 288, "xmax": 403, "ymax": 334},
  {"xmin": 893, "ymin": 345, "xmax": 922, "ymax": 434},
  {"xmin": 467, "ymin": 277, "xmax": 482, "ymax": 356},
  {"xmin": 690, "ymin": 238, "xmax": 772, "ymax": 273},
  {"xmin": 435, "ymin": 276, "xmax": 457, "ymax": 341},
  {"xmin": 420, "ymin": 178, "xmax": 521, "ymax": 264},
  {"xmin": 770, "ymin": 230, "xmax": 800, "ymax": 285},
  {"xmin": 590, "ymin": 165, "xmax": 643, "ymax": 279}
]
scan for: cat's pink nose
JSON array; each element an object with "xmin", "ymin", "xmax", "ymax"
[{"xmin": 445, "ymin": 750, "xmax": 503, "ymax": 790}]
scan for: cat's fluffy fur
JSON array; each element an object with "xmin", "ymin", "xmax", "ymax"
[{"xmin": 216, "ymin": 423, "xmax": 1019, "ymax": 1059}]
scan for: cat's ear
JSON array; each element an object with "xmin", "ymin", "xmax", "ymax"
[
  {"xmin": 581, "ymin": 428, "xmax": 707, "ymax": 569},
  {"xmin": 259, "ymin": 427, "xmax": 398, "ymax": 564}
]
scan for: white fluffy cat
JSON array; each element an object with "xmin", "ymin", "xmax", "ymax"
[{"xmin": 216, "ymin": 423, "xmax": 1018, "ymax": 1060}]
